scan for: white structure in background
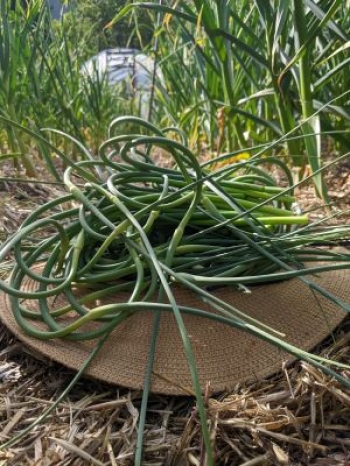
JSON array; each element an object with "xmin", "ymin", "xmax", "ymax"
[
  {"xmin": 47, "ymin": 0, "xmax": 69, "ymax": 19},
  {"xmin": 82, "ymin": 48, "xmax": 162, "ymax": 120}
]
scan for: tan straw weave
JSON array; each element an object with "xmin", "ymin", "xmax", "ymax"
[{"xmin": 0, "ymin": 267, "xmax": 349, "ymax": 395}]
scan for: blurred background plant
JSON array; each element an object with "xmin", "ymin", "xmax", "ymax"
[
  {"xmin": 72, "ymin": 0, "xmax": 155, "ymax": 55},
  {"xmin": 0, "ymin": 0, "xmax": 144, "ymax": 179},
  {"xmin": 1, "ymin": 0, "xmax": 349, "ymax": 194},
  {"xmin": 113, "ymin": 0, "xmax": 350, "ymax": 199}
]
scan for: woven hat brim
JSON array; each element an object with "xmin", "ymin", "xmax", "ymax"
[{"xmin": 0, "ymin": 267, "xmax": 348, "ymax": 395}]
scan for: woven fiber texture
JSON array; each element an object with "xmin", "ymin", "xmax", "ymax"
[{"xmin": 0, "ymin": 268, "xmax": 348, "ymax": 395}]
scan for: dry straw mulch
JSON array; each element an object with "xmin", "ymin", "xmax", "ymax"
[
  {"xmin": 1, "ymin": 161, "xmax": 350, "ymax": 465},
  {"xmin": 1, "ymin": 323, "xmax": 350, "ymax": 466}
]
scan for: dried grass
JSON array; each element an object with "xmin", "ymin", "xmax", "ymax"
[{"xmin": 0, "ymin": 320, "xmax": 350, "ymax": 466}]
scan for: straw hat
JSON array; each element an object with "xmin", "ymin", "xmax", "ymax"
[{"xmin": 0, "ymin": 266, "xmax": 348, "ymax": 395}]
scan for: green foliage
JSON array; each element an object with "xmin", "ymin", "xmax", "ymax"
[
  {"xmin": 110, "ymin": 0, "xmax": 350, "ymax": 200},
  {"xmin": 0, "ymin": 0, "xmax": 138, "ymax": 178},
  {"xmin": 71, "ymin": 0, "xmax": 155, "ymax": 53},
  {"xmin": 1, "ymin": 0, "xmax": 350, "ymax": 194}
]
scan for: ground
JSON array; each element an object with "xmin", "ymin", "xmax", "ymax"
[{"xmin": 0, "ymin": 155, "xmax": 350, "ymax": 465}]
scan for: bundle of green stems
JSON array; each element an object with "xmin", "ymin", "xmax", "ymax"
[{"xmin": 1, "ymin": 117, "xmax": 350, "ymax": 462}]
